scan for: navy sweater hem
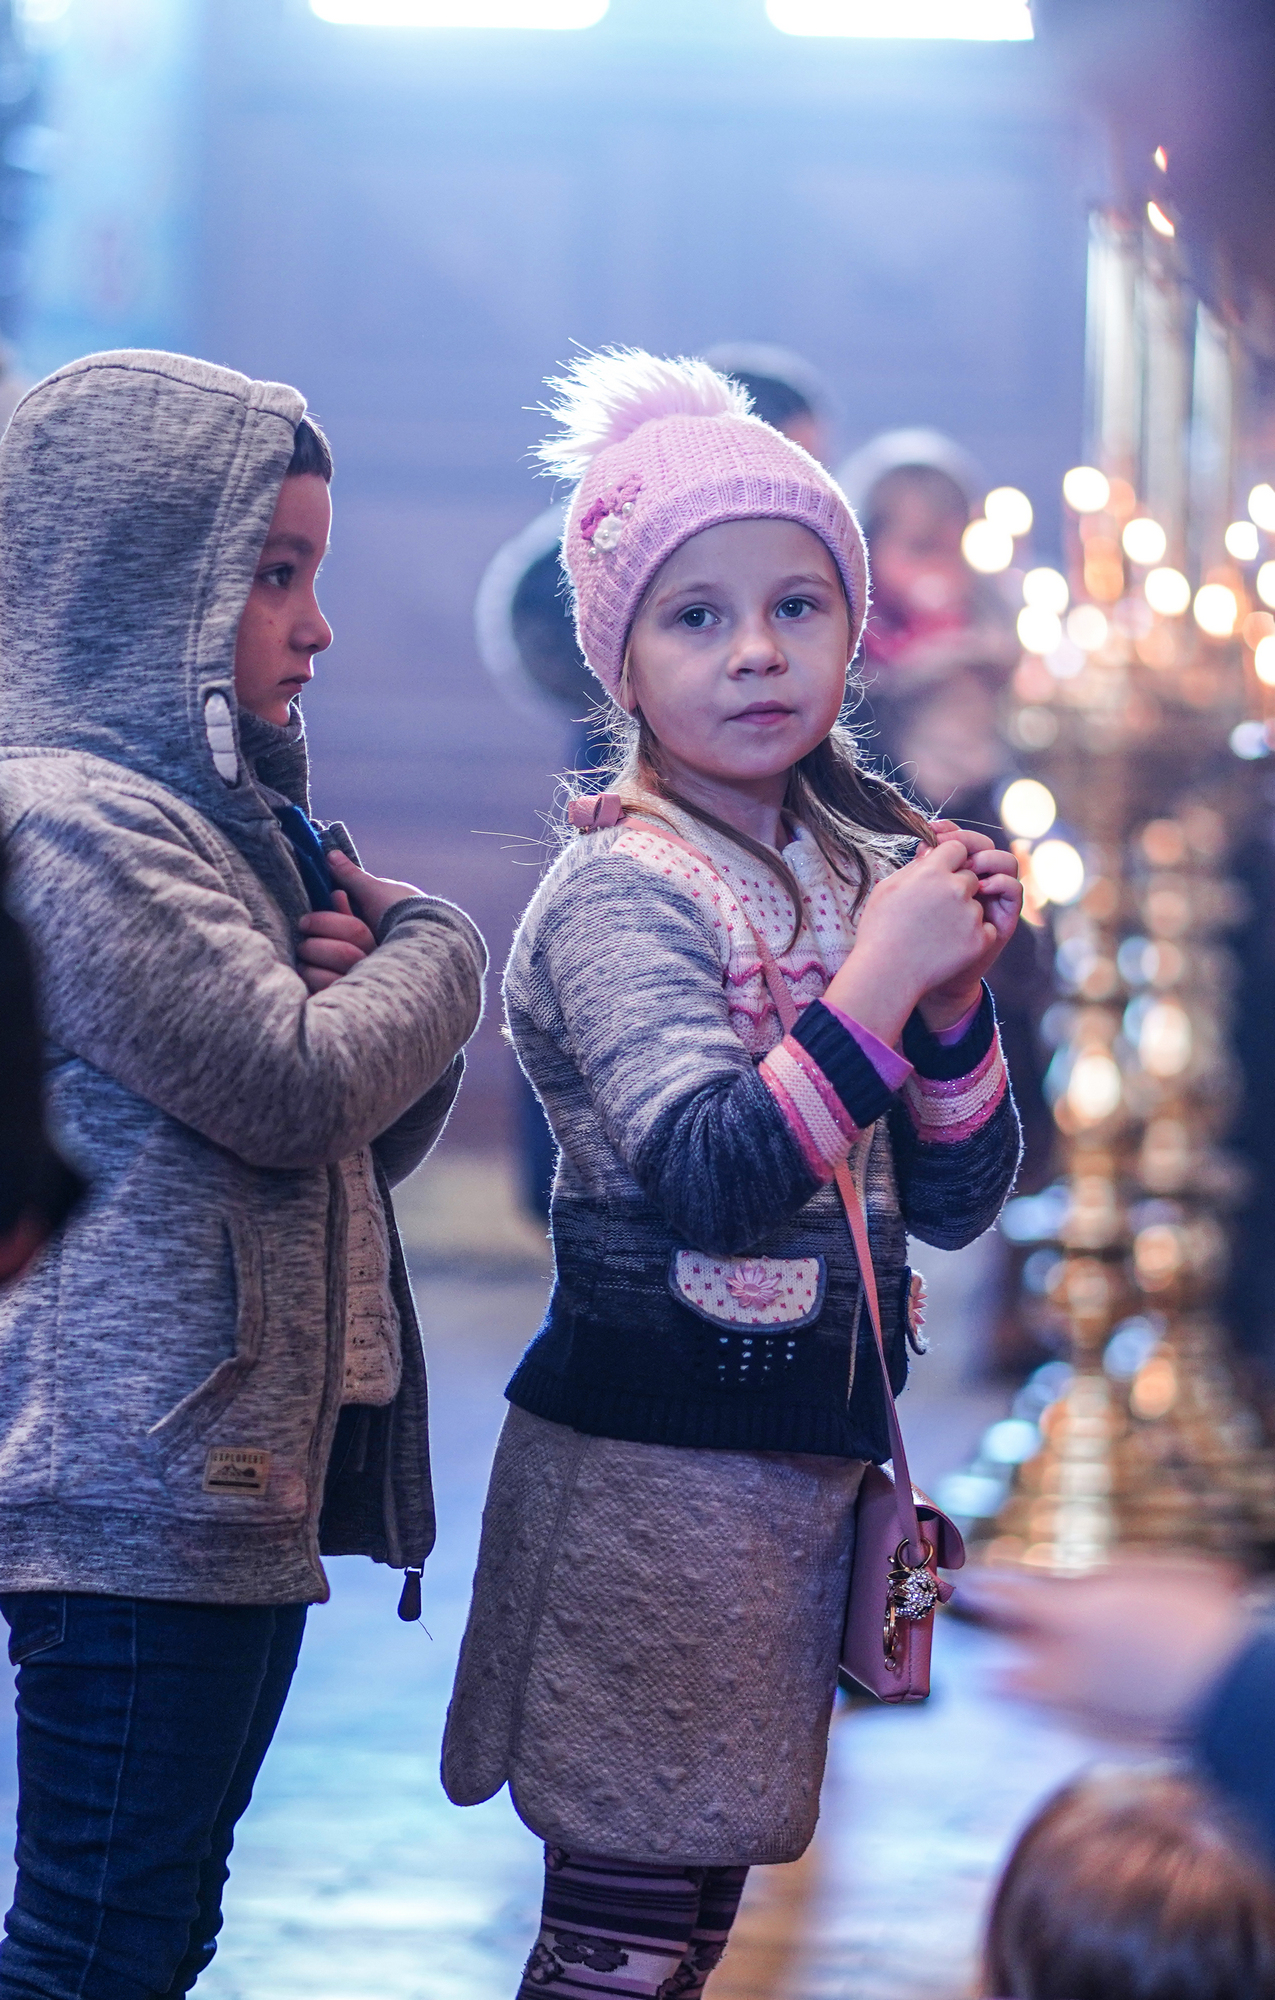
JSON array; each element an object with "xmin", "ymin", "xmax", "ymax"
[{"xmin": 505, "ymin": 1356, "xmax": 894, "ymax": 1461}]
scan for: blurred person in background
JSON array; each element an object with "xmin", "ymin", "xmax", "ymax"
[
  {"xmin": 836, "ymin": 427, "xmax": 1018, "ymax": 816},
  {"xmin": 964, "ymin": 1560, "xmax": 1275, "ymax": 1865},
  {"xmin": 979, "ymin": 1763, "xmax": 1275, "ymax": 2000},
  {"xmin": 476, "ymin": 343, "xmax": 835, "ymax": 1221},
  {"xmin": 840, "ymin": 431, "xmax": 1054, "ymax": 1380}
]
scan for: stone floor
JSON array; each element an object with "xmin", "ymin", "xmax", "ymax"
[{"xmin": 0, "ymin": 1161, "xmax": 1114, "ymax": 1998}]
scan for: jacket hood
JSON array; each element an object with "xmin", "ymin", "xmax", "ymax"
[{"xmin": 0, "ymin": 350, "xmax": 309, "ymax": 857}]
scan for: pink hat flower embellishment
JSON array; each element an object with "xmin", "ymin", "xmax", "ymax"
[
  {"xmin": 580, "ymin": 473, "xmax": 642, "ymax": 556},
  {"xmin": 725, "ymin": 1262, "xmax": 784, "ymax": 1310}
]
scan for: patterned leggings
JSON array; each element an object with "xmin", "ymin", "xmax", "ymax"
[{"xmin": 516, "ymin": 1846, "xmax": 750, "ymax": 1997}]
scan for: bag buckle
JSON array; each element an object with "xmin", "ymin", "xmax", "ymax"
[{"xmin": 883, "ymin": 1536, "xmax": 939, "ymax": 1669}]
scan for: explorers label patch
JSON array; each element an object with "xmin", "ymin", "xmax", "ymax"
[{"xmin": 202, "ymin": 1447, "xmax": 271, "ymax": 1496}]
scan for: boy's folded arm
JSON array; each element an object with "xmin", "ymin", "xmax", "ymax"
[
  {"xmin": 372, "ymin": 1053, "xmax": 465, "ymax": 1187},
  {"xmin": 12, "ymin": 791, "xmax": 486, "ymax": 1170}
]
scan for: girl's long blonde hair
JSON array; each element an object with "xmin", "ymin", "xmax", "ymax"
[{"xmin": 576, "ymin": 702, "xmax": 935, "ymax": 953}]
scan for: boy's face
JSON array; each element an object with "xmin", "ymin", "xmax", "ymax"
[{"xmin": 233, "ymin": 473, "xmax": 333, "ymax": 725}]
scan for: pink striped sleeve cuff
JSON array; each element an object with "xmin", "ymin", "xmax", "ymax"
[
  {"xmin": 901, "ymin": 1033, "xmax": 1009, "ymax": 1144},
  {"xmin": 821, "ymin": 1001, "xmax": 913, "ymax": 1092},
  {"xmin": 760, "ymin": 1035, "xmax": 861, "ymax": 1181}
]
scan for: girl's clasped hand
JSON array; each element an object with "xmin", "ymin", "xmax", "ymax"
[{"xmin": 824, "ymin": 820, "xmax": 1023, "ymax": 1047}]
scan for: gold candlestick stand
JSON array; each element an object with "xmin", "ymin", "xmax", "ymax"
[{"xmin": 984, "ymin": 202, "xmax": 1275, "ymax": 1572}]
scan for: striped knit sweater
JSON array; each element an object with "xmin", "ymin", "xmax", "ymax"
[{"xmin": 505, "ymin": 801, "xmax": 1020, "ymax": 1461}]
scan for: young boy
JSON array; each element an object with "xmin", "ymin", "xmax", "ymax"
[{"xmin": 0, "ymin": 350, "xmax": 486, "ymax": 1998}]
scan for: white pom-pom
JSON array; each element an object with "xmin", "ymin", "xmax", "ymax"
[{"xmin": 536, "ymin": 347, "xmax": 752, "ymax": 480}]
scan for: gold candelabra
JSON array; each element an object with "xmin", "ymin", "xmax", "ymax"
[{"xmin": 981, "ymin": 199, "xmax": 1275, "ymax": 1571}]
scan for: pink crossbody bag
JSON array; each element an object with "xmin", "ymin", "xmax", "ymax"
[{"xmin": 570, "ymin": 794, "xmax": 966, "ymax": 1701}]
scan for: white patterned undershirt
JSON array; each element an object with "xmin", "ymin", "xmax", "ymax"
[{"xmin": 339, "ymin": 1147, "xmax": 402, "ymax": 1405}]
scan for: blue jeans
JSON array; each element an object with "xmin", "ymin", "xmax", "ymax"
[{"xmin": 0, "ymin": 1593, "xmax": 307, "ymax": 1999}]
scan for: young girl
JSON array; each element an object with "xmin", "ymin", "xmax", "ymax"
[{"xmin": 443, "ymin": 350, "xmax": 1023, "ymax": 1997}]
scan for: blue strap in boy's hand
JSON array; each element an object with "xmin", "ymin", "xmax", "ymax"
[{"xmin": 272, "ymin": 803, "xmax": 335, "ymax": 913}]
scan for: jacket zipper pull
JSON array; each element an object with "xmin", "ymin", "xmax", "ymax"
[{"xmin": 397, "ymin": 1567, "xmax": 423, "ymax": 1622}]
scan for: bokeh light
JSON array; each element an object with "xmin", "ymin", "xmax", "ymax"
[
  {"xmin": 1066, "ymin": 603, "xmax": 1108, "ymax": 651},
  {"xmin": 1193, "ymin": 583, "xmax": 1238, "ymax": 637},
  {"xmin": 1231, "ymin": 720, "xmax": 1272, "ymax": 760},
  {"xmin": 1257, "ymin": 561, "xmax": 1275, "ymax": 609},
  {"xmin": 1249, "ymin": 483, "xmax": 1275, "ymax": 532},
  {"xmin": 1062, "ymin": 466, "xmax": 1110, "ymax": 514},
  {"xmin": 961, "ymin": 518, "xmax": 1014, "ymax": 574},
  {"xmin": 1000, "ymin": 778, "xmax": 1057, "ymax": 840},
  {"xmin": 1121, "ymin": 517, "xmax": 1167, "ymax": 566},
  {"xmin": 1022, "ymin": 566, "xmax": 1069, "ymax": 614},
  {"xmin": 984, "ymin": 485, "xmax": 1033, "ymax": 537},
  {"xmin": 1225, "ymin": 520, "xmax": 1260, "ymax": 562},
  {"xmin": 1139, "ymin": 1001, "xmax": 1192, "ymax": 1078},
  {"xmin": 1067, "ymin": 1051, "xmax": 1122, "ymax": 1123},
  {"xmin": 1017, "ymin": 605, "xmax": 1062, "ymax": 654},
  {"xmin": 1144, "ymin": 566, "xmax": 1191, "ymax": 616},
  {"xmin": 1255, "ymin": 635, "xmax": 1275, "ymax": 686},
  {"xmin": 1146, "ymin": 199, "xmax": 1175, "ymax": 238},
  {"xmin": 1031, "ymin": 838, "xmax": 1085, "ymax": 905}
]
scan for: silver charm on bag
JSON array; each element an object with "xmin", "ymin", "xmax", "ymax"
[{"xmin": 883, "ymin": 1537, "xmax": 939, "ymax": 1670}]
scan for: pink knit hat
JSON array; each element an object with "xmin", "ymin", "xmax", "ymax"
[{"xmin": 538, "ymin": 349, "xmax": 870, "ymax": 702}]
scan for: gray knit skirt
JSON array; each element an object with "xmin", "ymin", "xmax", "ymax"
[{"xmin": 442, "ymin": 1405, "xmax": 866, "ymax": 1866}]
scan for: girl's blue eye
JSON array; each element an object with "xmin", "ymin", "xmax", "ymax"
[
  {"xmin": 777, "ymin": 596, "xmax": 812, "ymax": 619},
  {"xmin": 679, "ymin": 606, "xmax": 714, "ymax": 629},
  {"xmin": 258, "ymin": 563, "xmax": 294, "ymax": 589}
]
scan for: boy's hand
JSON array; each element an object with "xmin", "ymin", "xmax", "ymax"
[
  {"xmin": 297, "ymin": 891, "xmax": 377, "ymax": 994},
  {"xmin": 326, "ymin": 847, "xmax": 425, "ymax": 933}
]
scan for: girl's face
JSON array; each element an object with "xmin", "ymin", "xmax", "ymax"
[{"xmin": 624, "ymin": 519, "xmax": 851, "ymax": 802}]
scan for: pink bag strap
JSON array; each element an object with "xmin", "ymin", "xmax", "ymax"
[{"xmin": 603, "ymin": 806, "xmax": 928, "ymax": 1564}]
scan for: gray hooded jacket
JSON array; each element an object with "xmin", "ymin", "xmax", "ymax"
[{"xmin": 0, "ymin": 350, "xmax": 486, "ymax": 1605}]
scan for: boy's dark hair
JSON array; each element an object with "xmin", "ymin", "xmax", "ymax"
[
  {"xmin": 982, "ymin": 1767, "xmax": 1275, "ymax": 2000},
  {"xmin": 288, "ymin": 416, "xmax": 333, "ymax": 482}
]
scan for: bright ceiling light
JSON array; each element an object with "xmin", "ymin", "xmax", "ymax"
[
  {"xmin": 310, "ymin": 0, "xmax": 608, "ymax": 22},
  {"xmin": 1062, "ymin": 466, "xmax": 1110, "ymax": 514},
  {"xmin": 766, "ymin": 0, "xmax": 1032, "ymax": 36},
  {"xmin": 1146, "ymin": 200, "xmax": 1175, "ymax": 238}
]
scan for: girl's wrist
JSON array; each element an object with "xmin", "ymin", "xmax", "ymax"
[
  {"xmin": 821, "ymin": 957, "xmax": 916, "ymax": 1051},
  {"xmin": 916, "ymin": 981, "xmax": 983, "ymax": 1035}
]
